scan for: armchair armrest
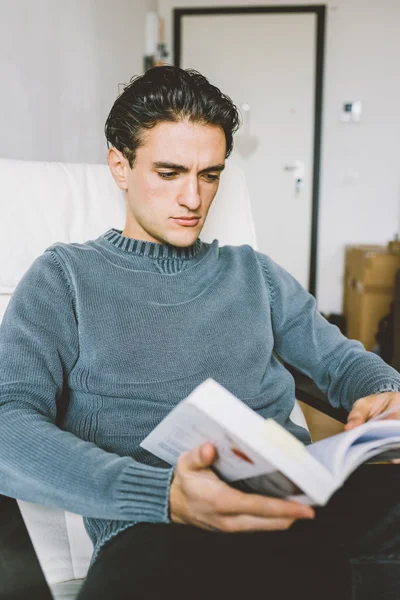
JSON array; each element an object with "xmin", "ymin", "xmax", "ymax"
[
  {"xmin": 288, "ymin": 365, "xmax": 349, "ymax": 424},
  {"xmin": 0, "ymin": 494, "xmax": 53, "ymax": 599}
]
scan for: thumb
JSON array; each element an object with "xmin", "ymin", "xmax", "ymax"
[{"xmin": 181, "ymin": 443, "xmax": 217, "ymax": 472}]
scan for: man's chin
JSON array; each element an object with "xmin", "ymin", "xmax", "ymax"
[
  {"xmin": 167, "ymin": 234, "xmax": 199, "ymax": 248},
  {"xmin": 164, "ymin": 225, "xmax": 203, "ymax": 248}
]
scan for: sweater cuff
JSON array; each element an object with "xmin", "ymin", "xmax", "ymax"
[
  {"xmin": 114, "ymin": 461, "xmax": 174, "ymax": 523},
  {"xmin": 348, "ymin": 376, "xmax": 400, "ymax": 408},
  {"xmin": 370, "ymin": 382, "xmax": 400, "ymax": 395}
]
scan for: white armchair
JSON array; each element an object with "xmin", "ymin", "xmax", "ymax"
[{"xmin": 0, "ymin": 156, "xmax": 308, "ymax": 599}]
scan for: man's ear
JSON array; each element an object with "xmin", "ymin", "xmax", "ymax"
[{"xmin": 107, "ymin": 147, "xmax": 129, "ymax": 190}]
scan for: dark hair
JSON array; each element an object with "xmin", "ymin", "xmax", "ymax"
[{"xmin": 105, "ymin": 65, "xmax": 240, "ymax": 167}]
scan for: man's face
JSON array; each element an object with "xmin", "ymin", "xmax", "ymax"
[{"xmin": 109, "ymin": 119, "xmax": 226, "ymax": 247}]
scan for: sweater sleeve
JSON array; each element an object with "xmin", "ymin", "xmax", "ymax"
[
  {"xmin": 258, "ymin": 253, "xmax": 400, "ymax": 412},
  {"xmin": 0, "ymin": 251, "xmax": 173, "ymax": 521}
]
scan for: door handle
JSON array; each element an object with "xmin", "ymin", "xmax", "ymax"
[{"xmin": 283, "ymin": 160, "xmax": 305, "ymax": 195}]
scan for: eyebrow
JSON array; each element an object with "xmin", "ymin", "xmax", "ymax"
[{"xmin": 153, "ymin": 161, "xmax": 225, "ymax": 174}]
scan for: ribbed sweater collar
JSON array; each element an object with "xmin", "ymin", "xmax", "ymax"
[
  {"xmin": 96, "ymin": 229, "xmax": 220, "ymax": 304},
  {"xmin": 102, "ymin": 229, "xmax": 202, "ymax": 260}
]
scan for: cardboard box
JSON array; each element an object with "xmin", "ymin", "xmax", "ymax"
[{"xmin": 343, "ymin": 245, "xmax": 400, "ymax": 351}]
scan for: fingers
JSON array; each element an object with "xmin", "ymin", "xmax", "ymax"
[
  {"xmin": 345, "ymin": 415, "xmax": 365, "ymax": 430},
  {"xmin": 345, "ymin": 396, "xmax": 373, "ymax": 430},
  {"xmin": 172, "ymin": 446, "xmax": 316, "ymax": 533},
  {"xmin": 216, "ymin": 514, "xmax": 298, "ymax": 533},
  {"xmin": 213, "ymin": 486, "xmax": 315, "ymax": 520},
  {"xmin": 179, "ymin": 445, "xmax": 315, "ymax": 520},
  {"xmin": 345, "ymin": 394, "xmax": 389, "ymax": 430}
]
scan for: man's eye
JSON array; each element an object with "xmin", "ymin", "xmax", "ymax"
[
  {"xmin": 158, "ymin": 172, "xmax": 177, "ymax": 179},
  {"xmin": 158, "ymin": 172, "xmax": 219, "ymax": 181}
]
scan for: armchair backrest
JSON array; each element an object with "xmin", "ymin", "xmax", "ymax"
[
  {"xmin": 0, "ymin": 156, "xmax": 257, "ymax": 586},
  {"xmin": 0, "ymin": 156, "xmax": 257, "ymax": 320}
]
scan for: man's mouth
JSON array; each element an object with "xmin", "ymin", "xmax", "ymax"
[{"xmin": 172, "ymin": 217, "xmax": 201, "ymax": 227}]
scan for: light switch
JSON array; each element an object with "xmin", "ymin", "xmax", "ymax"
[{"xmin": 340, "ymin": 101, "xmax": 362, "ymax": 123}]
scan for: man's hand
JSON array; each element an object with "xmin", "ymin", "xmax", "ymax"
[
  {"xmin": 169, "ymin": 442, "xmax": 315, "ymax": 533},
  {"xmin": 345, "ymin": 392, "xmax": 400, "ymax": 431},
  {"xmin": 345, "ymin": 392, "xmax": 400, "ymax": 464}
]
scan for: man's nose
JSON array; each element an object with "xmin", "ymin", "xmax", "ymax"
[{"xmin": 177, "ymin": 176, "xmax": 201, "ymax": 211}]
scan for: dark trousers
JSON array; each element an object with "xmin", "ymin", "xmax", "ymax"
[{"xmin": 78, "ymin": 465, "xmax": 400, "ymax": 600}]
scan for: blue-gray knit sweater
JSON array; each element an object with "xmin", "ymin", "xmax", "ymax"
[{"xmin": 1, "ymin": 228, "xmax": 400, "ymax": 562}]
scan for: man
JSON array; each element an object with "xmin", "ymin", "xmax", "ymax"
[{"xmin": 0, "ymin": 66, "xmax": 399, "ymax": 599}]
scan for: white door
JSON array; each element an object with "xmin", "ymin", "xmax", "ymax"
[{"xmin": 180, "ymin": 12, "xmax": 316, "ymax": 289}]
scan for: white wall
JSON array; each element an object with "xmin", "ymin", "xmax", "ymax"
[
  {"xmin": 0, "ymin": 0, "xmax": 156, "ymax": 164},
  {"xmin": 158, "ymin": 0, "xmax": 400, "ymax": 314}
]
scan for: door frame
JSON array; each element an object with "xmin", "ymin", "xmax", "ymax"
[{"xmin": 173, "ymin": 5, "xmax": 326, "ymax": 298}]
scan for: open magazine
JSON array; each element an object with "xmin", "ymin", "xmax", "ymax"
[{"xmin": 141, "ymin": 379, "xmax": 400, "ymax": 506}]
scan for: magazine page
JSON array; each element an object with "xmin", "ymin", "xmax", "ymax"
[
  {"xmin": 306, "ymin": 420, "xmax": 400, "ymax": 480},
  {"xmin": 339, "ymin": 439, "xmax": 400, "ymax": 480}
]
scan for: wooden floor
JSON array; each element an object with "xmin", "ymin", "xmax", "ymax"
[{"xmin": 297, "ymin": 401, "xmax": 345, "ymax": 442}]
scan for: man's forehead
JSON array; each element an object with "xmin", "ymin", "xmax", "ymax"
[{"xmin": 138, "ymin": 120, "xmax": 226, "ymax": 167}]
